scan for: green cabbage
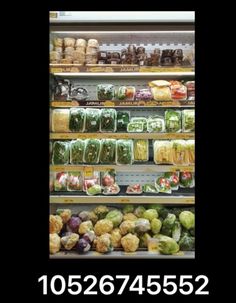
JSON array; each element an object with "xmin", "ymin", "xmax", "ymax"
[
  {"xmin": 155, "ymin": 234, "xmax": 179, "ymax": 255},
  {"xmin": 151, "ymin": 218, "xmax": 162, "ymax": 234},
  {"xmin": 143, "ymin": 209, "xmax": 158, "ymax": 221},
  {"xmin": 106, "ymin": 210, "xmax": 123, "ymax": 228},
  {"xmin": 179, "ymin": 211, "xmax": 195, "ymax": 230}
]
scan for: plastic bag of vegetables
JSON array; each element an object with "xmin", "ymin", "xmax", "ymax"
[
  {"xmin": 179, "ymin": 211, "xmax": 195, "ymax": 230},
  {"xmin": 186, "ymin": 140, "xmax": 195, "ymax": 164},
  {"xmin": 99, "ymin": 139, "xmax": 116, "ymax": 164},
  {"xmin": 171, "ymin": 140, "xmax": 189, "ymax": 165},
  {"xmin": 179, "ymin": 172, "xmax": 195, "ymax": 188},
  {"xmin": 153, "ymin": 140, "xmax": 173, "ymax": 164},
  {"xmin": 97, "ymin": 84, "xmax": 115, "ymax": 100},
  {"xmin": 164, "ymin": 172, "xmax": 179, "ymax": 190},
  {"xmin": 130, "ymin": 117, "xmax": 147, "ymax": 131},
  {"xmin": 94, "ymin": 219, "xmax": 113, "ymax": 236},
  {"xmin": 69, "ymin": 108, "xmax": 85, "ymax": 132},
  {"xmin": 116, "ymin": 111, "xmax": 130, "ymax": 131},
  {"xmin": 147, "ymin": 116, "xmax": 165, "ymax": 133},
  {"xmin": 70, "ymin": 139, "xmax": 85, "ymax": 164},
  {"xmin": 100, "ymin": 108, "xmax": 117, "ymax": 132},
  {"xmin": 179, "ymin": 232, "xmax": 195, "ymax": 251},
  {"xmin": 67, "ymin": 172, "xmax": 83, "ymax": 191},
  {"xmin": 116, "ymin": 139, "xmax": 133, "ymax": 165},
  {"xmin": 182, "ymin": 109, "xmax": 195, "ymax": 132},
  {"xmin": 83, "ymin": 139, "xmax": 101, "ymax": 164},
  {"xmin": 155, "ymin": 177, "xmax": 172, "ymax": 194},
  {"xmin": 85, "ymin": 108, "xmax": 101, "ymax": 132},
  {"xmin": 134, "ymin": 218, "xmax": 151, "ymax": 234},
  {"xmin": 127, "ymin": 121, "xmax": 144, "ymax": 132},
  {"xmin": 111, "ymin": 228, "xmax": 122, "ymax": 248},
  {"xmin": 56, "ymin": 209, "xmax": 72, "ymax": 224},
  {"xmin": 61, "ymin": 233, "xmax": 79, "ymax": 250},
  {"xmin": 86, "ymin": 184, "xmax": 102, "ymax": 196},
  {"xmin": 148, "ymin": 80, "xmax": 172, "ymax": 101},
  {"xmin": 52, "ymin": 141, "xmax": 70, "ymax": 164},
  {"xmin": 76, "ymin": 238, "xmax": 91, "ymax": 253},
  {"xmin": 142, "ymin": 184, "xmax": 158, "ymax": 193},
  {"xmin": 165, "ymin": 110, "xmax": 182, "ymax": 133},
  {"xmin": 119, "ymin": 220, "xmax": 135, "ymax": 235},
  {"xmin": 54, "ymin": 172, "xmax": 68, "ymax": 191},
  {"xmin": 50, "ymin": 233, "xmax": 61, "ymax": 254},
  {"xmin": 51, "ymin": 109, "xmax": 70, "ymax": 132},
  {"xmin": 133, "ymin": 139, "xmax": 149, "ymax": 162}
]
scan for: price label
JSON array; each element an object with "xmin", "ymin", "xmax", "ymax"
[
  {"xmin": 84, "ymin": 167, "xmax": 94, "ymax": 178},
  {"xmin": 50, "ymin": 67, "xmax": 63, "ymax": 73},
  {"xmin": 120, "ymin": 199, "xmax": 130, "ymax": 203},
  {"xmin": 64, "ymin": 199, "xmax": 75, "ymax": 203}
]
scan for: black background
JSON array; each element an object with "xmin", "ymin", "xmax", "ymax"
[{"xmin": 6, "ymin": 1, "xmax": 231, "ymax": 301}]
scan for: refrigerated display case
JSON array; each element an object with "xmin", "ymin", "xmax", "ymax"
[{"xmin": 49, "ymin": 11, "xmax": 195, "ymax": 258}]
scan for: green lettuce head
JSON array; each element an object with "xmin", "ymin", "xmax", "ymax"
[
  {"xmin": 156, "ymin": 234, "xmax": 179, "ymax": 255},
  {"xmin": 143, "ymin": 209, "xmax": 158, "ymax": 221},
  {"xmin": 106, "ymin": 210, "xmax": 123, "ymax": 227},
  {"xmin": 179, "ymin": 211, "xmax": 195, "ymax": 230}
]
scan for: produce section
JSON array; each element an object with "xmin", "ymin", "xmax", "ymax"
[{"xmin": 49, "ymin": 12, "xmax": 195, "ymax": 258}]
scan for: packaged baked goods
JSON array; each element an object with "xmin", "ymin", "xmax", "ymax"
[
  {"xmin": 50, "ymin": 42, "xmax": 54, "ymax": 52},
  {"xmin": 100, "ymin": 139, "xmax": 116, "ymax": 164},
  {"xmin": 147, "ymin": 116, "xmax": 165, "ymax": 133},
  {"xmin": 97, "ymin": 84, "xmax": 115, "ymax": 100},
  {"xmin": 85, "ymin": 55, "xmax": 97, "ymax": 64},
  {"xmin": 50, "ymin": 51, "xmax": 61, "ymax": 63},
  {"xmin": 100, "ymin": 108, "xmax": 117, "ymax": 132},
  {"xmin": 85, "ymin": 108, "xmax": 101, "ymax": 132},
  {"xmin": 75, "ymin": 38, "xmax": 87, "ymax": 49},
  {"xmin": 182, "ymin": 109, "xmax": 195, "ymax": 132},
  {"xmin": 127, "ymin": 44, "xmax": 136, "ymax": 53},
  {"xmin": 69, "ymin": 108, "xmax": 86, "ymax": 132},
  {"xmin": 52, "ymin": 141, "xmax": 70, "ymax": 165},
  {"xmin": 54, "ymin": 172, "xmax": 68, "ymax": 191},
  {"xmin": 133, "ymin": 139, "xmax": 149, "ymax": 162},
  {"xmin": 67, "ymin": 171, "xmax": 83, "ymax": 191},
  {"xmin": 83, "ymin": 139, "xmax": 101, "ymax": 164},
  {"xmin": 97, "ymin": 51, "xmax": 107, "ymax": 63},
  {"xmin": 153, "ymin": 140, "xmax": 173, "ymax": 164},
  {"xmin": 87, "ymin": 39, "xmax": 99, "ymax": 48},
  {"xmin": 185, "ymin": 81, "xmax": 195, "ymax": 100},
  {"xmin": 86, "ymin": 46, "xmax": 98, "ymax": 55},
  {"xmin": 165, "ymin": 110, "xmax": 182, "ymax": 133},
  {"xmin": 116, "ymin": 139, "xmax": 133, "ymax": 165},
  {"xmin": 116, "ymin": 111, "xmax": 130, "ymax": 131},
  {"xmin": 116, "ymin": 86, "xmax": 136, "ymax": 101},
  {"xmin": 54, "ymin": 37, "xmax": 63, "ymax": 48},
  {"xmin": 170, "ymin": 81, "xmax": 187, "ymax": 100},
  {"xmin": 51, "ymin": 109, "xmax": 70, "ymax": 132},
  {"xmin": 70, "ymin": 87, "xmax": 89, "ymax": 101},
  {"xmin": 71, "ymin": 50, "xmax": 85, "ymax": 63},
  {"xmin": 130, "ymin": 117, "xmax": 147, "ymax": 131},
  {"xmin": 64, "ymin": 37, "xmax": 76, "ymax": 48},
  {"xmin": 135, "ymin": 89, "xmax": 153, "ymax": 101},
  {"xmin": 70, "ymin": 139, "xmax": 85, "ymax": 164},
  {"xmin": 186, "ymin": 140, "xmax": 195, "ymax": 164},
  {"xmin": 148, "ymin": 80, "xmax": 172, "ymax": 101},
  {"xmin": 127, "ymin": 121, "xmax": 144, "ymax": 132},
  {"xmin": 60, "ymin": 58, "xmax": 73, "ymax": 64},
  {"xmin": 54, "ymin": 47, "xmax": 63, "ymax": 53},
  {"xmin": 171, "ymin": 140, "xmax": 189, "ymax": 165}
]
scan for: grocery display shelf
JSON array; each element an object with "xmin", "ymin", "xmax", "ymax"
[
  {"xmin": 51, "ymin": 100, "xmax": 195, "ymax": 108},
  {"xmin": 50, "ymin": 132, "xmax": 194, "ymax": 140},
  {"xmin": 50, "ymin": 164, "xmax": 194, "ymax": 173},
  {"xmin": 50, "ymin": 250, "xmax": 195, "ymax": 259}
]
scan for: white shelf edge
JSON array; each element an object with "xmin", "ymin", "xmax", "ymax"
[{"xmin": 52, "ymin": 72, "xmax": 195, "ymax": 77}]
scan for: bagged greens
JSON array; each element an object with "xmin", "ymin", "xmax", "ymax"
[
  {"xmin": 97, "ymin": 84, "xmax": 115, "ymax": 100},
  {"xmin": 182, "ymin": 109, "xmax": 195, "ymax": 132},
  {"xmin": 100, "ymin": 108, "xmax": 117, "ymax": 132},
  {"xmin": 116, "ymin": 111, "xmax": 130, "ymax": 131},
  {"xmin": 83, "ymin": 139, "xmax": 101, "ymax": 164},
  {"xmin": 69, "ymin": 108, "xmax": 85, "ymax": 132},
  {"xmin": 70, "ymin": 139, "xmax": 85, "ymax": 164},
  {"xmin": 85, "ymin": 108, "xmax": 101, "ymax": 132},
  {"xmin": 116, "ymin": 140, "xmax": 133, "ymax": 165},
  {"xmin": 165, "ymin": 110, "xmax": 182, "ymax": 133},
  {"xmin": 100, "ymin": 139, "xmax": 116, "ymax": 164},
  {"xmin": 52, "ymin": 141, "xmax": 70, "ymax": 164},
  {"xmin": 142, "ymin": 184, "xmax": 158, "ymax": 193}
]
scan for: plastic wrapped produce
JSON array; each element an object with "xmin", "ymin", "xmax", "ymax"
[
  {"xmin": 135, "ymin": 88, "xmax": 153, "ymax": 101},
  {"xmin": 64, "ymin": 37, "xmax": 75, "ymax": 47},
  {"xmin": 130, "ymin": 117, "xmax": 147, "ymax": 131},
  {"xmin": 53, "ymin": 79, "xmax": 71, "ymax": 101},
  {"xmin": 111, "ymin": 228, "xmax": 122, "ymax": 248},
  {"xmin": 147, "ymin": 116, "xmax": 165, "ymax": 133},
  {"xmin": 75, "ymin": 38, "xmax": 87, "ymax": 49},
  {"xmin": 134, "ymin": 206, "xmax": 146, "ymax": 218},
  {"xmin": 66, "ymin": 216, "xmax": 81, "ymax": 233},
  {"xmin": 116, "ymin": 111, "xmax": 130, "ymax": 131},
  {"xmin": 116, "ymin": 140, "xmax": 133, "ymax": 165},
  {"xmin": 182, "ymin": 110, "xmax": 195, "ymax": 132},
  {"xmin": 83, "ymin": 231, "xmax": 95, "ymax": 244},
  {"xmin": 94, "ymin": 219, "xmax": 113, "ymax": 236},
  {"xmin": 186, "ymin": 140, "xmax": 195, "ymax": 164},
  {"xmin": 155, "ymin": 177, "xmax": 172, "ymax": 194},
  {"xmin": 121, "ymin": 233, "xmax": 139, "ymax": 252},
  {"xmin": 133, "ymin": 139, "xmax": 149, "ymax": 162},
  {"xmin": 106, "ymin": 210, "xmax": 123, "ymax": 228},
  {"xmin": 185, "ymin": 81, "xmax": 195, "ymax": 100},
  {"xmin": 95, "ymin": 233, "xmax": 113, "ymax": 253},
  {"xmin": 155, "ymin": 234, "xmax": 179, "ymax": 255},
  {"xmin": 171, "ymin": 140, "xmax": 188, "ymax": 165},
  {"xmin": 52, "ymin": 141, "xmax": 70, "ymax": 164},
  {"xmin": 70, "ymin": 87, "xmax": 89, "ymax": 101},
  {"xmin": 67, "ymin": 172, "xmax": 83, "ymax": 191},
  {"xmin": 54, "ymin": 37, "xmax": 63, "ymax": 47},
  {"xmin": 70, "ymin": 139, "xmax": 85, "ymax": 164},
  {"xmin": 69, "ymin": 108, "xmax": 86, "ymax": 132},
  {"xmin": 151, "ymin": 218, "xmax": 162, "ymax": 234},
  {"xmin": 50, "ymin": 233, "xmax": 61, "ymax": 254},
  {"xmin": 83, "ymin": 171, "xmax": 100, "ymax": 191},
  {"xmin": 122, "ymin": 205, "xmax": 134, "ymax": 214},
  {"xmin": 116, "ymin": 86, "xmax": 136, "ymax": 101},
  {"xmin": 139, "ymin": 233, "xmax": 152, "ymax": 248},
  {"xmin": 123, "ymin": 213, "xmax": 137, "ymax": 221},
  {"xmin": 100, "ymin": 108, "xmax": 117, "ymax": 132},
  {"xmin": 165, "ymin": 110, "xmax": 182, "ymax": 133},
  {"xmin": 153, "ymin": 140, "xmax": 173, "ymax": 164},
  {"xmin": 179, "ymin": 172, "xmax": 194, "ymax": 188},
  {"xmin": 142, "ymin": 184, "xmax": 158, "ymax": 193},
  {"xmin": 50, "ymin": 215, "xmax": 63, "ymax": 234},
  {"xmin": 103, "ymin": 183, "xmax": 120, "ymax": 195},
  {"xmin": 170, "ymin": 81, "xmax": 187, "ymax": 100},
  {"xmin": 86, "ymin": 184, "xmax": 102, "ymax": 196},
  {"xmin": 97, "ymin": 84, "xmax": 114, "ymax": 100},
  {"xmin": 61, "ymin": 233, "xmax": 79, "ymax": 250},
  {"xmin": 126, "ymin": 184, "xmax": 142, "ymax": 194},
  {"xmin": 51, "ymin": 109, "xmax": 70, "ymax": 132},
  {"xmin": 54, "ymin": 172, "xmax": 68, "ymax": 191},
  {"xmin": 127, "ymin": 121, "xmax": 144, "ymax": 132},
  {"xmin": 148, "ymin": 80, "xmax": 172, "ymax": 101},
  {"xmin": 164, "ymin": 172, "xmax": 179, "ymax": 190},
  {"xmin": 85, "ymin": 108, "xmax": 100, "ymax": 132},
  {"xmin": 50, "ymin": 172, "xmax": 54, "ymax": 192},
  {"xmin": 143, "ymin": 209, "xmax": 158, "ymax": 221},
  {"xmin": 83, "ymin": 139, "xmax": 101, "ymax": 164},
  {"xmin": 99, "ymin": 139, "xmax": 116, "ymax": 164}
]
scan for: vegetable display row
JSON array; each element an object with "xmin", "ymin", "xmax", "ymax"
[
  {"xmin": 50, "ymin": 204, "xmax": 195, "ymax": 255},
  {"xmin": 51, "ymin": 108, "xmax": 195, "ymax": 133},
  {"xmin": 51, "ymin": 139, "xmax": 195, "ymax": 165}
]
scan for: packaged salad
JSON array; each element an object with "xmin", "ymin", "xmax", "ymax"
[
  {"xmin": 67, "ymin": 172, "xmax": 83, "ymax": 191},
  {"xmin": 70, "ymin": 139, "xmax": 85, "ymax": 164},
  {"xmin": 69, "ymin": 108, "xmax": 86, "ymax": 132},
  {"xmin": 147, "ymin": 116, "xmax": 165, "ymax": 132},
  {"xmin": 130, "ymin": 117, "xmax": 147, "ymax": 131},
  {"xmin": 52, "ymin": 141, "xmax": 70, "ymax": 165},
  {"xmin": 135, "ymin": 89, "xmax": 153, "ymax": 101},
  {"xmin": 164, "ymin": 172, "xmax": 180, "ymax": 190},
  {"xmin": 148, "ymin": 80, "xmax": 172, "ymax": 101},
  {"xmin": 127, "ymin": 121, "xmax": 144, "ymax": 132},
  {"xmin": 83, "ymin": 171, "xmax": 100, "ymax": 192},
  {"xmin": 182, "ymin": 109, "xmax": 195, "ymax": 132},
  {"xmin": 179, "ymin": 172, "xmax": 194, "ymax": 188},
  {"xmin": 51, "ymin": 109, "xmax": 70, "ymax": 132},
  {"xmin": 153, "ymin": 140, "xmax": 173, "ymax": 164},
  {"xmin": 116, "ymin": 111, "xmax": 130, "ymax": 131},
  {"xmin": 99, "ymin": 139, "xmax": 116, "ymax": 164},
  {"xmin": 116, "ymin": 139, "xmax": 133, "ymax": 165},
  {"xmin": 165, "ymin": 110, "xmax": 182, "ymax": 133},
  {"xmin": 142, "ymin": 184, "xmax": 158, "ymax": 193},
  {"xmin": 54, "ymin": 172, "xmax": 68, "ymax": 191},
  {"xmin": 171, "ymin": 140, "xmax": 189, "ymax": 165},
  {"xmin": 85, "ymin": 108, "xmax": 101, "ymax": 132},
  {"xmin": 170, "ymin": 80, "xmax": 187, "ymax": 100},
  {"xmin": 186, "ymin": 140, "xmax": 195, "ymax": 164},
  {"xmin": 155, "ymin": 177, "xmax": 172, "ymax": 194},
  {"xmin": 97, "ymin": 84, "xmax": 115, "ymax": 100},
  {"xmin": 116, "ymin": 86, "xmax": 136, "ymax": 101},
  {"xmin": 100, "ymin": 108, "xmax": 117, "ymax": 132},
  {"xmin": 83, "ymin": 139, "xmax": 101, "ymax": 164},
  {"xmin": 133, "ymin": 139, "xmax": 149, "ymax": 162}
]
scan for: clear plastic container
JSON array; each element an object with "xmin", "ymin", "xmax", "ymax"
[
  {"xmin": 51, "ymin": 109, "xmax": 70, "ymax": 133},
  {"xmin": 165, "ymin": 110, "xmax": 182, "ymax": 133},
  {"xmin": 83, "ymin": 139, "xmax": 101, "ymax": 164},
  {"xmin": 52, "ymin": 141, "xmax": 70, "ymax": 165},
  {"xmin": 69, "ymin": 108, "xmax": 86, "ymax": 132},
  {"xmin": 133, "ymin": 139, "xmax": 149, "ymax": 162},
  {"xmin": 116, "ymin": 111, "xmax": 130, "ymax": 131},
  {"xmin": 100, "ymin": 139, "xmax": 116, "ymax": 164},
  {"xmin": 97, "ymin": 84, "xmax": 115, "ymax": 100},
  {"xmin": 54, "ymin": 172, "xmax": 68, "ymax": 191},
  {"xmin": 186, "ymin": 140, "xmax": 195, "ymax": 165},
  {"xmin": 182, "ymin": 109, "xmax": 195, "ymax": 132},
  {"xmin": 70, "ymin": 139, "xmax": 85, "ymax": 164},
  {"xmin": 171, "ymin": 140, "xmax": 189, "ymax": 165},
  {"xmin": 148, "ymin": 80, "xmax": 172, "ymax": 101},
  {"xmin": 67, "ymin": 171, "xmax": 83, "ymax": 191},
  {"xmin": 100, "ymin": 108, "xmax": 117, "ymax": 132},
  {"xmin": 85, "ymin": 108, "xmax": 101, "ymax": 132},
  {"xmin": 127, "ymin": 121, "xmax": 144, "ymax": 132},
  {"xmin": 116, "ymin": 86, "xmax": 136, "ymax": 101},
  {"xmin": 116, "ymin": 139, "xmax": 133, "ymax": 165},
  {"xmin": 147, "ymin": 116, "xmax": 165, "ymax": 133},
  {"xmin": 153, "ymin": 140, "xmax": 173, "ymax": 164},
  {"xmin": 170, "ymin": 81, "xmax": 187, "ymax": 100},
  {"xmin": 131, "ymin": 117, "xmax": 147, "ymax": 131}
]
